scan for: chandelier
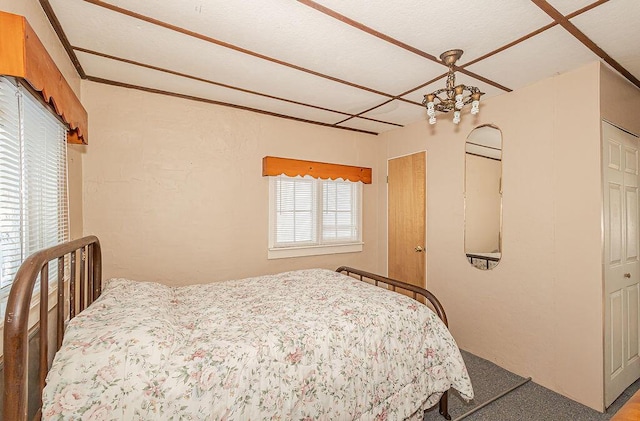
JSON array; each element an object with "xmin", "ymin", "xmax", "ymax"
[{"xmin": 422, "ymin": 49, "xmax": 484, "ymax": 125}]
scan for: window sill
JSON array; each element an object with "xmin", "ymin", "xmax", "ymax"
[{"xmin": 268, "ymin": 242, "xmax": 363, "ymax": 260}]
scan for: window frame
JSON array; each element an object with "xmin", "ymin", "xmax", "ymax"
[{"xmin": 268, "ymin": 175, "xmax": 363, "ymax": 259}]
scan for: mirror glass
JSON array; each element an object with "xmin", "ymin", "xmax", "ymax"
[{"xmin": 465, "ymin": 125, "xmax": 502, "ymax": 270}]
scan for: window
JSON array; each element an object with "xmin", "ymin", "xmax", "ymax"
[
  {"xmin": 268, "ymin": 175, "xmax": 362, "ymax": 259},
  {"xmin": 0, "ymin": 76, "xmax": 69, "ymax": 313}
]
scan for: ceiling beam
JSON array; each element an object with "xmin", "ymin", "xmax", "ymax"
[
  {"xmin": 297, "ymin": 0, "xmax": 438, "ymax": 63},
  {"xmin": 81, "ymin": 0, "xmax": 409, "ymax": 102},
  {"xmin": 85, "ymin": 76, "xmax": 384, "ymax": 135},
  {"xmin": 38, "ymin": 0, "xmax": 86, "ymax": 78},
  {"xmin": 73, "ymin": 47, "xmax": 401, "ymax": 128},
  {"xmin": 297, "ymin": 0, "xmax": 511, "ymax": 93}
]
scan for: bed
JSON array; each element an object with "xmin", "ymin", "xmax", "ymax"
[{"xmin": 3, "ymin": 236, "xmax": 473, "ymax": 420}]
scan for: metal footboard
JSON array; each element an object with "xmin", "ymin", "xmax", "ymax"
[
  {"xmin": 3, "ymin": 235, "xmax": 102, "ymax": 421},
  {"xmin": 336, "ymin": 266, "xmax": 452, "ymax": 420}
]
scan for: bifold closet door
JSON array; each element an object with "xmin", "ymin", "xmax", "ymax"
[{"xmin": 603, "ymin": 121, "xmax": 640, "ymax": 408}]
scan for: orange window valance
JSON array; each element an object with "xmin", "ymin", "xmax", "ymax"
[
  {"xmin": 0, "ymin": 11, "xmax": 87, "ymax": 144},
  {"xmin": 262, "ymin": 156, "xmax": 372, "ymax": 184}
]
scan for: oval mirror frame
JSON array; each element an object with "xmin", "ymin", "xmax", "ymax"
[{"xmin": 464, "ymin": 124, "xmax": 503, "ymax": 270}]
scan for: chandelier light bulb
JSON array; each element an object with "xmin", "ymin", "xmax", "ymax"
[
  {"xmin": 427, "ymin": 101, "xmax": 436, "ymax": 117},
  {"xmin": 471, "ymin": 100, "xmax": 480, "ymax": 115},
  {"xmin": 429, "ymin": 115, "xmax": 437, "ymax": 125},
  {"xmin": 453, "ymin": 111, "xmax": 461, "ymax": 124},
  {"xmin": 455, "ymin": 94, "xmax": 464, "ymax": 110}
]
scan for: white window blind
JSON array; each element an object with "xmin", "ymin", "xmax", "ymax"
[
  {"xmin": 269, "ymin": 175, "xmax": 362, "ymax": 258},
  {"xmin": 322, "ymin": 179, "xmax": 360, "ymax": 243},
  {"xmin": 273, "ymin": 176, "xmax": 317, "ymax": 247},
  {"xmin": 0, "ymin": 76, "xmax": 68, "ymax": 298}
]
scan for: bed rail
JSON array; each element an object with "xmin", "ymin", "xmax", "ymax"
[
  {"xmin": 3, "ymin": 235, "xmax": 102, "ymax": 421},
  {"xmin": 335, "ymin": 266, "xmax": 452, "ymax": 420},
  {"xmin": 336, "ymin": 266, "xmax": 448, "ymax": 326}
]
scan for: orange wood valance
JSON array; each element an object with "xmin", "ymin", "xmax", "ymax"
[
  {"xmin": 262, "ymin": 156, "xmax": 372, "ymax": 184},
  {"xmin": 0, "ymin": 11, "xmax": 87, "ymax": 144}
]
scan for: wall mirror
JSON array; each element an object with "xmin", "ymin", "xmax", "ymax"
[{"xmin": 465, "ymin": 124, "xmax": 503, "ymax": 270}]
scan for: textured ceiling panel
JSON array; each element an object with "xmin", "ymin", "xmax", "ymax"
[
  {"xmin": 42, "ymin": 0, "xmax": 639, "ymax": 134},
  {"xmin": 83, "ymin": 0, "xmax": 447, "ymax": 95},
  {"xmin": 465, "ymin": 26, "xmax": 599, "ymax": 91},
  {"xmin": 545, "ymin": 0, "xmax": 598, "ymax": 16},
  {"xmin": 77, "ymin": 52, "xmax": 351, "ymax": 125},
  {"xmin": 571, "ymin": 0, "xmax": 640, "ymax": 81},
  {"xmin": 360, "ymin": 100, "xmax": 427, "ymax": 126},
  {"xmin": 51, "ymin": 0, "xmax": 390, "ymax": 115},
  {"xmin": 309, "ymin": 0, "xmax": 553, "ymax": 63}
]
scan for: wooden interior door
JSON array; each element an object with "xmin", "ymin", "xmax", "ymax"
[
  {"xmin": 388, "ymin": 152, "xmax": 426, "ymax": 291},
  {"xmin": 603, "ymin": 121, "xmax": 640, "ymax": 407}
]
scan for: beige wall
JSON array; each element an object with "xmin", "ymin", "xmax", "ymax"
[
  {"xmin": 379, "ymin": 61, "xmax": 604, "ymax": 410},
  {"xmin": 0, "ymin": 0, "xmax": 85, "ymax": 239},
  {"xmin": 600, "ymin": 65, "xmax": 640, "ymax": 135},
  {"xmin": 81, "ymin": 82, "xmax": 384, "ymax": 285}
]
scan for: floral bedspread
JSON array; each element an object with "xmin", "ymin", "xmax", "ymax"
[{"xmin": 43, "ymin": 269, "xmax": 473, "ymax": 420}]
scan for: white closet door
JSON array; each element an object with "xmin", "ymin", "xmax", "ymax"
[{"xmin": 604, "ymin": 121, "xmax": 640, "ymax": 407}]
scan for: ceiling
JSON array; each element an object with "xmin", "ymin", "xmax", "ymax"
[{"xmin": 40, "ymin": 0, "xmax": 640, "ymax": 135}]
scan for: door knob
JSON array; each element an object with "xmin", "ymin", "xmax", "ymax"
[
  {"xmin": 415, "ymin": 246, "xmax": 424, "ymax": 253},
  {"xmin": 624, "ymin": 273, "xmax": 632, "ymax": 278}
]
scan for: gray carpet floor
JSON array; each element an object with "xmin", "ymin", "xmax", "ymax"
[{"xmin": 424, "ymin": 350, "xmax": 640, "ymax": 421}]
